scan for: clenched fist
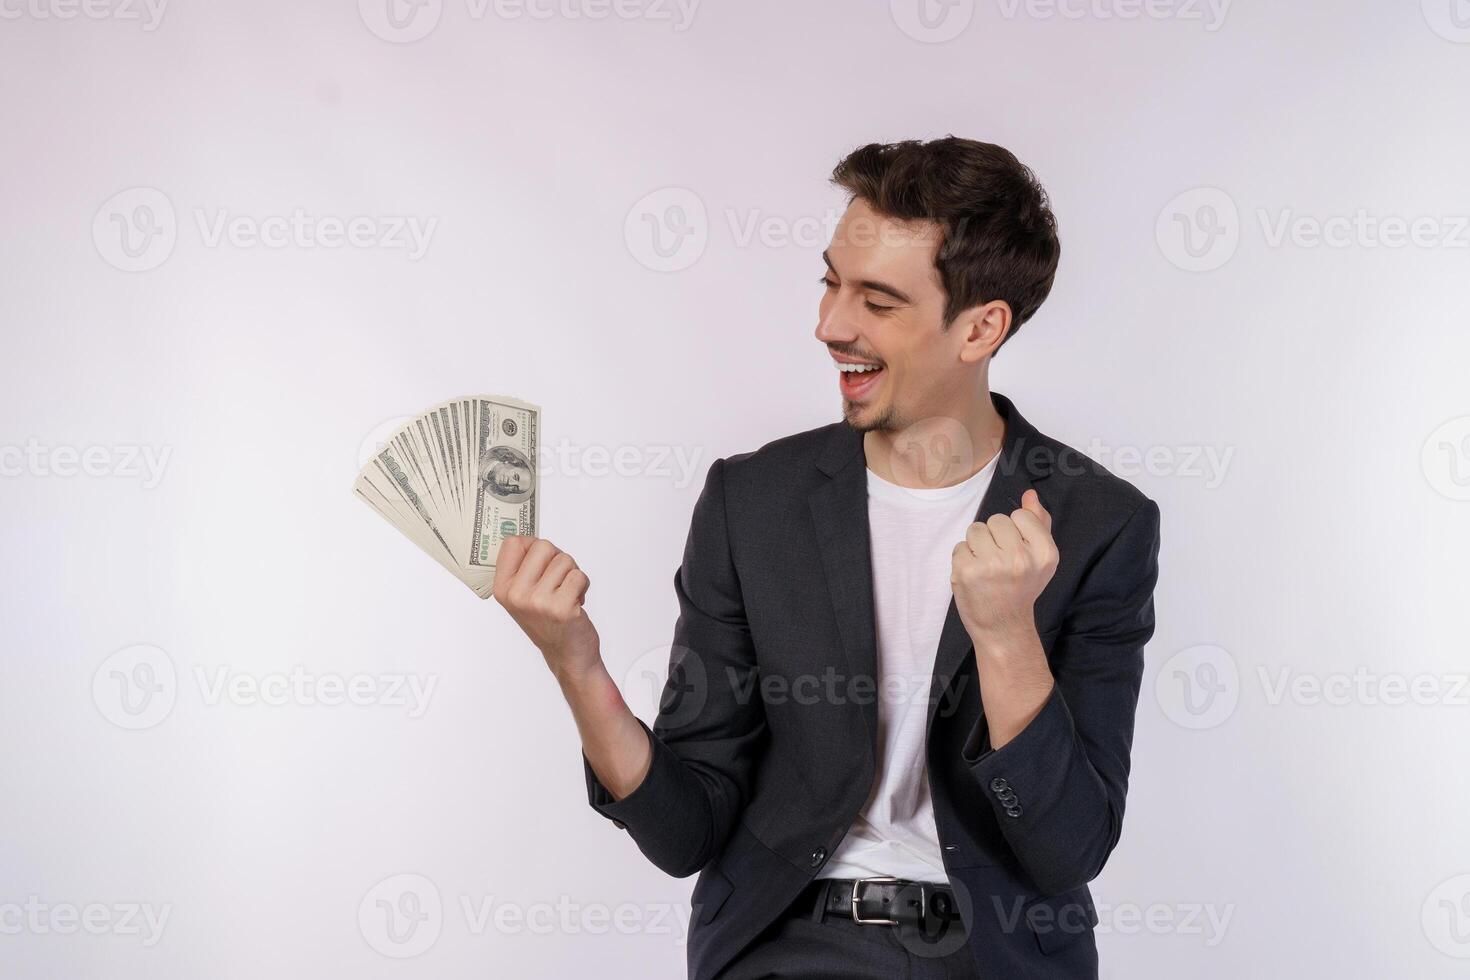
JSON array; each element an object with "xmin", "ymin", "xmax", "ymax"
[
  {"xmin": 951, "ymin": 488, "xmax": 1059, "ymax": 641},
  {"xmin": 492, "ymin": 536, "xmax": 600, "ymax": 677}
]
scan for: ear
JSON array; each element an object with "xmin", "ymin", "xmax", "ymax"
[{"xmin": 954, "ymin": 300, "xmax": 1013, "ymax": 363}]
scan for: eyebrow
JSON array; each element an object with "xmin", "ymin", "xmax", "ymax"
[{"xmin": 822, "ymin": 250, "xmax": 913, "ymax": 305}]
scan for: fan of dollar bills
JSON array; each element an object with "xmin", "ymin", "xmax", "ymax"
[{"xmin": 354, "ymin": 395, "xmax": 540, "ymax": 598}]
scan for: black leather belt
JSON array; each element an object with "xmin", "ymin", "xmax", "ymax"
[{"xmin": 790, "ymin": 877, "xmax": 958, "ymax": 928}]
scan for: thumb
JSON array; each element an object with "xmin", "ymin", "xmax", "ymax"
[
  {"xmin": 492, "ymin": 535, "xmax": 530, "ymax": 589},
  {"xmin": 1021, "ymin": 488, "xmax": 1052, "ymax": 532}
]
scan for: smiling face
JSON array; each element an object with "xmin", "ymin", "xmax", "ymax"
[{"xmin": 816, "ymin": 198, "xmax": 1001, "ymax": 433}]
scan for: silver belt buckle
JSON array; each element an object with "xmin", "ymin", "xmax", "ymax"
[{"xmin": 851, "ymin": 876, "xmax": 919, "ymax": 925}]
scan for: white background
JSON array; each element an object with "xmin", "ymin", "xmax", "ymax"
[{"xmin": 3, "ymin": 0, "xmax": 1469, "ymax": 977}]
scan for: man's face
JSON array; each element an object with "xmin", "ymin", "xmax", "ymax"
[
  {"xmin": 815, "ymin": 198, "xmax": 968, "ymax": 433},
  {"xmin": 497, "ymin": 464, "xmax": 526, "ymax": 494}
]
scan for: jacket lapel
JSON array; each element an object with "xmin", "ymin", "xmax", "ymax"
[{"xmin": 809, "ymin": 422, "xmax": 879, "ymax": 765}]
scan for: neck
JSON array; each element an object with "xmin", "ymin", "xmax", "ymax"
[{"xmin": 863, "ymin": 387, "xmax": 1007, "ymax": 490}]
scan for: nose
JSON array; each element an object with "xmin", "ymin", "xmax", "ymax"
[{"xmin": 814, "ymin": 296, "xmax": 857, "ymax": 346}]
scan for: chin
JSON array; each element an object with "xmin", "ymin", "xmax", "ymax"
[{"xmin": 842, "ymin": 400, "xmax": 897, "ymax": 434}]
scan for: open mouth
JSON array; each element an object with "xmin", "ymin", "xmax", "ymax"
[{"xmin": 836, "ymin": 359, "xmax": 885, "ymax": 400}]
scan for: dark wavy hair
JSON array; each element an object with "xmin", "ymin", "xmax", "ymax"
[{"xmin": 830, "ymin": 137, "xmax": 1060, "ymax": 352}]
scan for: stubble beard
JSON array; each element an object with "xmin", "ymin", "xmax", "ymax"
[{"xmin": 842, "ymin": 397, "xmax": 899, "ymax": 434}]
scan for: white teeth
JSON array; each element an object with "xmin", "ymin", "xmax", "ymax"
[{"xmin": 837, "ymin": 363, "xmax": 881, "ymax": 373}]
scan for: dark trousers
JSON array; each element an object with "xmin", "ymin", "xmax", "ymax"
[{"xmin": 715, "ymin": 880, "xmax": 982, "ymax": 980}]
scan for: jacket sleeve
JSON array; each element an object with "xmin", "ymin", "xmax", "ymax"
[
  {"xmin": 962, "ymin": 497, "xmax": 1162, "ymax": 896},
  {"xmin": 580, "ymin": 457, "xmax": 768, "ymax": 878}
]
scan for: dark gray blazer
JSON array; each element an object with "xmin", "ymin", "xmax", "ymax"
[{"xmin": 583, "ymin": 391, "xmax": 1162, "ymax": 979}]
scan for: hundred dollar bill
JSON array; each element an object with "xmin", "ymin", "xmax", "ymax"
[
  {"xmin": 468, "ymin": 396, "xmax": 539, "ymax": 572},
  {"xmin": 354, "ymin": 394, "xmax": 540, "ymax": 598}
]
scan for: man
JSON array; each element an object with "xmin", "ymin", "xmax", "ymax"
[{"xmin": 491, "ymin": 137, "xmax": 1162, "ymax": 979}]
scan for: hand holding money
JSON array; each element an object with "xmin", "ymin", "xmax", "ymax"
[
  {"xmin": 356, "ymin": 394, "xmax": 645, "ymax": 798},
  {"xmin": 354, "ymin": 395, "xmax": 540, "ymax": 598},
  {"xmin": 491, "ymin": 536, "xmax": 600, "ymax": 676}
]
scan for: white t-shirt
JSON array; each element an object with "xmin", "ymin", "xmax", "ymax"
[{"xmin": 819, "ymin": 450, "xmax": 999, "ymax": 883}]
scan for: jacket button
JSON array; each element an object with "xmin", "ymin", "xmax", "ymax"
[
  {"xmin": 809, "ymin": 847, "xmax": 827, "ymax": 867},
  {"xmin": 990, "ymin": 777, "xmax": 1009, "ymax": 793}
]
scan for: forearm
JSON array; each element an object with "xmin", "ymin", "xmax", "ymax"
[
  {"xmin": 971, "ymin": 625, "xmax": 1055, "ymax": 748},
  {"xmin": 555, "ymin": 656, "xmax": 653, "ymax": 802},
  {"xmin": 964, "ymin": 623, "xmax": 1145, "ymax": 894}
]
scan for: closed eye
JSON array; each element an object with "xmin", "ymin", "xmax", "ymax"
[{"xmin": 820, "ymin": 275, "xmax": 895, "ymax": 312}]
